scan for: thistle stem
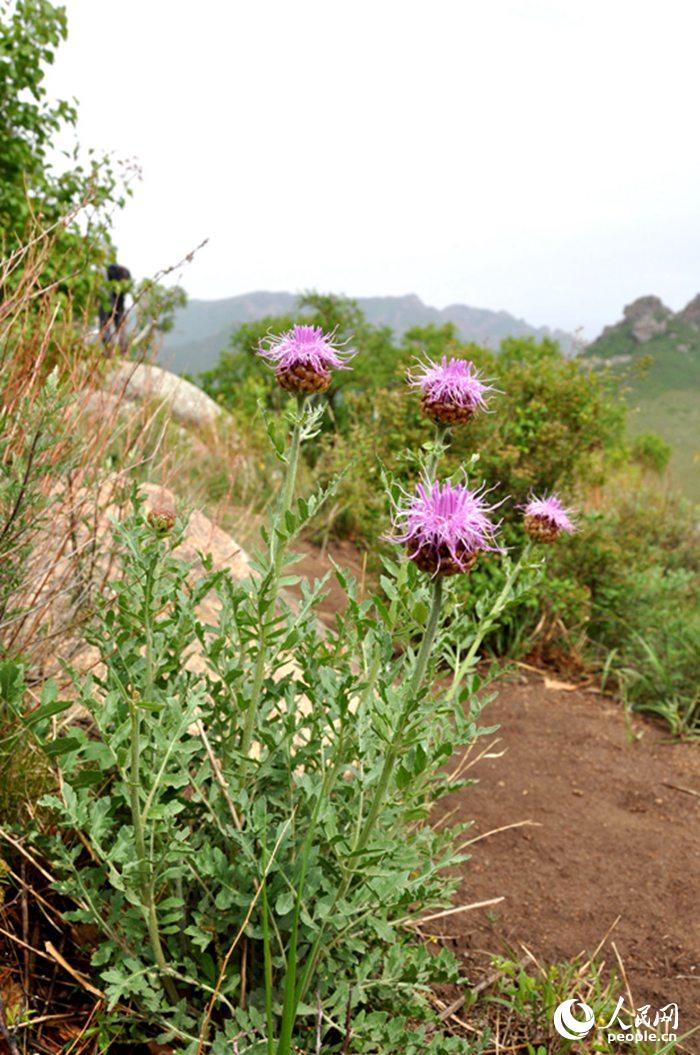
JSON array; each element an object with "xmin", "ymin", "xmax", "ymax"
[
  {"xmin": 129, "ymin": 706, "xmax": 171, "ymax": 978},
  {"xmin": 355, "ymin": 575, "xmax": 443, "ymax": 851},
  {"xmin": 296, "ymin": 576, "xmax": 444, "ymax": 1007},
  {"xmin": 448, "ymin": 540, "xmax": 534, "ymax": 700},
  {"xmin": 241, "ymin": 395, "xmax": 307, "ymax": 767},
  {"xmin": 271, "ymin": 394, "xmax": 306, "ymax": 571},
  {"xmin": 426, "ymin": 423, "xmax": 450, "ymax": 478},
  {"xmin": 276, "ymin": 734, "xmax": 347, "ymax": 1055},
  {"xmin": 262, "ymin": 874, "xmax": 274, "ymax": 1055}
]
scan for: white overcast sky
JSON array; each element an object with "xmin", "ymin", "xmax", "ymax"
[{"xmin": 45, "ymin": 0, "xmax": 700, "ymax": 337}]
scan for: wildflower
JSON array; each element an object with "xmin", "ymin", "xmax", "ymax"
[
  {"xmin": 522, "ymin": 493, "xmax": 575, "ymax": 542},
  {"xmin": 258, "ymin": 324, "xmax": 354, "ymax": 393},
  {"xmin": 409, "ymin": 356, "xmax": 493, "ymax": 425},
  {"xmin": 390, "ymin": 478, "xmax": 501, "ymax": 576}
]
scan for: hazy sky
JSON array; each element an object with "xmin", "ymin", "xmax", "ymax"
[{"xmin": 45, "ymin": 0, "xmax": 700, "ymax": 338}]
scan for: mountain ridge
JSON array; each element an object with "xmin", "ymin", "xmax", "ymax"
[{"xmin": 158, "ymin": 291, "xmax": 576, "ymax": 375}]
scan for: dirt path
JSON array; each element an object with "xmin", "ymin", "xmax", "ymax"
[{"xmin": 438, "ymin": 674, "xmax": 700, "ymax": 1041}]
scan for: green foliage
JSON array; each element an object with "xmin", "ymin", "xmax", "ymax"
[
  {"xmin": 0, "ymin": 658, "xmax": 53, "ymax": 824},
  {"xmin": 552, "ymin": 494, "xmax": 699, "ymax": 735},
  {"xmin": 630, "ymin": 432, "xmax": 672, "ymax": 475},
  {"xmin": 627, "ymin": 389, "xmax": 699, "ymax": 501},
  {"xmin": 0, "ymin": 0, "xmax": 125, "ymax": 309},
  {"xmin": 29, "ymin": 401, "xmax": 542, "ymax": 1052}
]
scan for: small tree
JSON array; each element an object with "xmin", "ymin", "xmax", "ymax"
[{"xmin": 0, "ymin": 0, "xmax": 126, "ymax": 309}]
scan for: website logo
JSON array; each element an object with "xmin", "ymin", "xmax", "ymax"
[
  {"xmin": 553, "ymin": 998, "xmax": 679, "ymax": 1045},
  {"xmin": 553, "ymin": 999, "xmax": 595, "ymax": 1040}
]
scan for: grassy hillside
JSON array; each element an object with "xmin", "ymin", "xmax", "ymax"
[{"xmin": 584, "ymin": 296, "xmax": 700, "ymax": 499}]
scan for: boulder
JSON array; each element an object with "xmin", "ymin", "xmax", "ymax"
[{"xmin": 105, "ymin": 361, "xmax": 223, "ymax": 429}]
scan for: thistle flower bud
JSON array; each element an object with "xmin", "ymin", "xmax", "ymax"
[
  {"xmin": 522, "ymin": 494, "xmax": 575, "ymax": 543},
  {"xmin": 408, "ymin": 356, "xmax": 493, "ymax": 425},
  {"xmin": 147, "ymin": 501, "xmax": 176, "ymax": 534},
  {"xmin": 389, "ymin": 479, "xmax": 501, "ymax": 577},
  {"xmin": 258, "ymin": 325, "xmax": 354, "ymax": 394}
]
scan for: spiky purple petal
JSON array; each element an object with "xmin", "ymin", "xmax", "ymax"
[
  {"xmin": 409, "ymin": 356, "xmax": 493, "ymax": 411},
  {"xmin": 523, "ymin": 494, "xmax": 575, "ymax": 534},
  {"xmin": 258, "ymin": 325, "xmax": 354, "ymax": 374},
  {"xmin": 390, "ymin": 479, "xmax": 502, "ymax": 574}
]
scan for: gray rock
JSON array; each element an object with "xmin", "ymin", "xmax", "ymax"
[
  {"xmin": 105, "ymin": 362, "xmax": 223, "ymax": 428},
  {"xmin": 622, "ymin": 296, "xmax": 671, "ymax": 344},
  {"xmin": 677, "ymin": 294, "xmax": 700, "ymax": 329}
]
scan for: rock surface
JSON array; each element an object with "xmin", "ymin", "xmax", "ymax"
[
  {"xmin": 622, "ymin": 295, "xmax": 671, "ymax": 344},
  {"xmin": 105, "ymin": 361, "xmax": 223, "ymax": 428},
  {"xmin": 16, "ymin": 479, "xmax": 251, "ymax": 681},
  {"xmin": 678, "ymin": 293, "xmax": 700, "ymax": 329}
]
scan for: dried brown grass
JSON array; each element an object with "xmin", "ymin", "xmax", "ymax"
[{"xmin": 0, "ymin": 225, "xmax": 168, "ymax": 675}]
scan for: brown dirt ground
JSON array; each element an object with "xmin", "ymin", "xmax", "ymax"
[
  {"xmin": 436, "ymin": 674, "xmax": 700, "ymax": 1044},
  {"xmin": 300, "ymin": 539, "xmax": 700, "ymax": 1045}
]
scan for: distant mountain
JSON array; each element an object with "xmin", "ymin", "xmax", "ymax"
[
  {"xmin": 584, "ymin": 295, "xmax": 700, "ymax": 498},
  {"xmin": 158, "ymin": 291, "xmax": 575, "ymax": 375}
]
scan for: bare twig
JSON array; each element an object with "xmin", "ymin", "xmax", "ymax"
[
  {"xmin": 400, "ymin": 896, "xmax": 504, "ymax": 928},
  {"xmin": 44, "ymin": 941, "xmax": 105, "ymax": 998},
  {"xmin": 663, "ymin": 782, "xmax": 700, "ymax": 799},
  {"xmin": 456, "ymin": 819, "xmax": 540, "ymax": 851}
]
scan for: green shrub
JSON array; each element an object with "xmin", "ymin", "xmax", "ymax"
[
  {"xmin": 630, "ymin": 432, "xmax": 672, "ymax": 475},
  {"xmin": 551, "ymin": 493, "xmax": 699, "ymax": 734}
]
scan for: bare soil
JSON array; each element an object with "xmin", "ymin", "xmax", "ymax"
[
  {"xmin": 438, "ymin": 674, "xmax": 700, "ymax": 1042},
  {"xmin": 300, "ymin": 539, "xmax": 700, "ymax": 1044}
]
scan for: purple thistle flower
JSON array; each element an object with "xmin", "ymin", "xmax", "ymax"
[
  {"xmin": 258, "ymin": 324, "xmax": 354, "ymax": 394},
  {"xmin": 409, "ymin": 356, "xmax": 494, "ymax": 425},
  {"xmin": 390, "ymin": 478, "xmax": 502, "ymax": 576},
  {"xmin": 522, "ymin": 493, "xmax": 576, "ymax": 542}
]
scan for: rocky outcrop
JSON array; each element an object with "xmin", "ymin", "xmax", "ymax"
[
  {"xmin": 677, "ymin": 294, "xmax": 700, "ymax": 329},
  {"xmin": 622, "ymin": 296, "xmax": 671, "ymax": 344},
  {"xmin": 104, "ymin": 362, "xmax": 223, "ymax": 429}
]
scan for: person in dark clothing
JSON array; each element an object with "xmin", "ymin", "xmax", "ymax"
[{"xmin": 99, "ymin": 263, "xmax": 131, "ymax": 355}]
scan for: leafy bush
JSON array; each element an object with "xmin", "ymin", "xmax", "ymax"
[
  {"xmin": 0, "ymin": 0, "xmax": 125, "ymax": 309},
  {"xmin": 551, "ymin": 493, "xmax": 699, "ymax": 734},
  {"xmin": 24, "ymin": 390, "xmax": 549, "ymax": 1053},
  {"xmin": 630, "ymin": 432, "xmax": 672, "ymax": 475}
]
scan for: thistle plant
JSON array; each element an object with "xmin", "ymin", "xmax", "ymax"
[{"xmin": 25, "ymin": 327, "xmax": 575, "ymax": 1054}]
